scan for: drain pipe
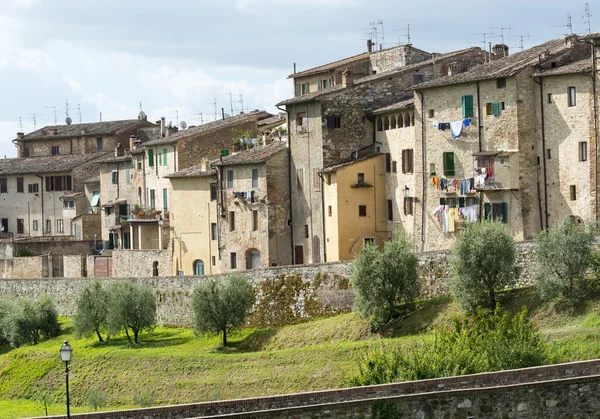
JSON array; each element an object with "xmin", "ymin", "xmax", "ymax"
[
  {"xmin": 534, "ymin": 75, "xmax": 549, "ymax": 230},
  {"xmin": 416, "ymin": 90, "xmax": 426, "ymax": 251},
  {"xmin": 583, "ymin": 39, "xmax": 599, "ymax": 224}
]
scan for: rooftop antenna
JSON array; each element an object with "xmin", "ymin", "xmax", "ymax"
[
  {"xmin": 239, "ymin": 94, "xmax": 244, "ymax": 114},
  {"xmin": 44, "ymin": 106, "xmax": 57, "ymax": 125},
  {"xmin": 584, "ymin": 3, "xmax": 592, "ymax": 34},
  {"xmin": 369, "ymin": 21, "xmax": 379, "ymax": 48},
  {"xmin": 229, "ymin": 93, "xmax": 234, "ymax": 116},
  {"xmin": 509, "ymin": 33, "xmax": 532, "ymax": 51},
  {"xmin": 551, "ymin": 14, "xmax": 573, "ymax": 35},
  {"xmin": 26, "ymin": 114, "xmax": 42, "ymax": 130},
  {"xmin": 470, "ymin": 31, "xmax": 498, "ymax": 61},
  {"xmin": 65, "ymin": 100, "xmax": 69, "ymax": 118},
  {"xmin": 377, "ymin": 19, "xmax": 384, "ymax": 49},
  {"xmin": 489, "ymin": 25, "xmax": 514, "ymax": 49},
  {"xmin": 76, "ymin": 104, "xmax": 82, "ymax": 123},
  {"xmin": 191, "ymin": 112, "xmax": 204, "ymax": 125},
  {"xmin": 139, "ymin": 101, "xmax": 143, "ymax": 112},
  {"xmin": 18, "ymin": 116, "xmax": 23, "ymax": 132}
]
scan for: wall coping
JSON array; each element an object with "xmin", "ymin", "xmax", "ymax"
[{"xmin": 31, "ymin": 358, "xmax": 600, "ymax": 419}]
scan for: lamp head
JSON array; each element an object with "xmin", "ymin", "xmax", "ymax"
[{"xmin": 60, "ymin": 340, "xmax": 73, "ymax": 363}]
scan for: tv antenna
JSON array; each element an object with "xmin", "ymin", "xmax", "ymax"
[
  {"xmin": 205, "ymin": 98, "xmax": 217, "ymax": 121},
  {"xmin": 509, "ymin": 33, "xmax": 532, "ymax": 51},
  {"xmin": 191, "ymin": 112, "xmax": 204, "ymax": 125},
  {"xmin": 65, "ymin": 100, "xmax": 70, "ymax": 118},
  {"xmin": 44, "ymin": 106, "xmax": 57, "ymax": 125},
  {"xmin": 26, "ymin": 114, "xmax": 42, "ymax": 131},
  {"xmin": 169, "ymin": 110, "xmax": 179, "ymax": 127},
  {"xmin": 239, "ymin": 94, "xmax": 244, "ymax": 114},
  {"xmin": 551, "ymin": 14, "xmax": 573, "ymax": 35},
  {"xmin": 18, "ymin": 116, "xmax": 23, "ymax": 132},
  {"xmin": 76, "ymin": 104, "xmax": 82, "ymax": 123},
  {"xmin": 229, "ymin": 93, "xmax": 234, "ymax": 116},
  {"xmin": 584, "ymin": 3, "xmax": 592, "ymax": 34},
  {"xmin": 470, "ymin": 31, "xmax": 498, "ymax": 60},
  {"xmin": 489, "ymin": 25, "xmax": 514, "ymax": 47}
]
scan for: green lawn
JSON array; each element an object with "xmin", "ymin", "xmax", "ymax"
[{"xmin": 2, "ymin": 284, "xmax": 600, "ymax": 418}]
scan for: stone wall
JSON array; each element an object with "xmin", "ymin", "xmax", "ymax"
[
  {"xmin": 1, "ymin": 255, "xmax": 46, "ymax": 279},
  {"xmin": 36, "ymin": 360, "xmax": 600, "ymax": 419},
  {"xmin": 0, "ymin": 241, "xmax": 537, "ymax": 325},
  {"xmin": 63, "ymin": 255, "xmax": 84, "ymax": 278},
  {"xmin": 112, "ymin": 249, "xmax": 172, "ymax": 278},
  {"xmin": 13, "ymin": 238, "xmax": 95, "ymax": 256}
]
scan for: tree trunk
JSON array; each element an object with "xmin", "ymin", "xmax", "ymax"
[
  {"xmin": 134, "ymin": 329, "xmax": 139, "ymax": 344},
  {"xmin": 95, "ymin": 328, "xmax": 104, "ymax": 342},
  {"xmin": 489, "ymin": 287, "xmax": 496, "ymax": 308},
  {"xmin": 124, "ymin": 327, "xmax": 131, "ymax": 343},
  {"xmin": 222, "ymin": 329, "xmax": 227, "ymax": 346}
]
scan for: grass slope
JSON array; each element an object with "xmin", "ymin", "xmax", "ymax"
[{"xmin": 3, "ymin": 283, "xmax": 600, "ymax": 418}]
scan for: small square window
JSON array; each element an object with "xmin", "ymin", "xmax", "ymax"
[
  {"xmin": 428, "ymin": 109, "xmax": 435, "ymax": 118},
  {"xmin": 229, "ymin": 211, "xmax": 235, "ymax": 231},
  {"xmin": 359, "ymin": 205, "xmax": 367, "ymax": 217},
  {"xmin": 570, "ymin": 185, "xmax": 577, "ymax": 201},
  {"xmin": 568, "ymin": 87, "xmax": 576, "ymax": 107},
  {"xmin": 364, "ymin": 237, "xmax": 375, "ymax": 246},
  {"xmin": 230, "ymin": 253, "xmax": 237, "ymax": 269},
  {"xmin": 500, "ymin": 102, "xmax": 505, "ymax": 110},
  {"xmin": 32, "ymin": 220, "xmax": 38, "ymax": 231},
  {"xmin": 357, "ymin": 173, "xmax": 365, "ymax": 185},
  {"xmin": 546, "ymin": 149, "xmax": 552, "ymax": 159},
  {"xmin": 497, "ymin": 78, "xmax": 506, "ymax": 88},
  {"xmin": 304, "ymin": 224, "xmax": 309, "ymax": 238},
  {"xmin": 579, "ymin": 142, "xmax": 588, "ymax": 162},
  {"xmin": 547, "ymin": 93, "xmax": 553, "ymax": 104},
  {"xmin": 212, "ymin": 256, "xmax": 216, "ymax": 266},
  {"xmin": 252, "ymin": 210, "xmax": 258, "ymax": 231},
  {"xmin": 328, "ymin": 205, "xmax": 332, "ymax": 217}
]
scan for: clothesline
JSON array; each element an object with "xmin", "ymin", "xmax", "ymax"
[
  {"xmin": 432, "ymin": 204, "xmax": 479, "ymax": 233},
  {"xmin": 432, "ymin": 118, "xmax": 472, "ymax": 140},
  {"xmin": 431, "ymin": 176, "xmax": 476, "ymax": 195}
]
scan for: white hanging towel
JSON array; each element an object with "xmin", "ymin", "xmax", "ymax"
[{"xmin": 450, "ymin": 121, "xmax": 463, "ymax": 140}]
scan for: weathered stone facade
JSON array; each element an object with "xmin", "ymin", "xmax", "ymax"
[{"xmin": 112, "ymin": 249, "xmax": 172, "ymax": 278}]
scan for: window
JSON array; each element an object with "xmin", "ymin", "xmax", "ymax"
[
  {"xmin": 568, "ymin": 87, "xmax": 576, "ymax": 107},
  {"xmin": 412, "ymin": 74, "xmax": 424, "ymax": 85},
  {"xmin": 212, "ymin": 256, "xmax": 216, "ymax": 266},
  {"xmin": 359, "ymin": 205, "xmax": 367, "ymax": 217},
  {"xmin": 229, "ymin": 211, "xmax": 235, "ymax": 231},
  {"xmin": 297, "ymin": 112, "xmax": 307, "ymax": 129},
  {"xmin": 326, "ymin": 116, "xmax": 341, "ymax": 129},
  {"xmin": 357, "ymin": 173, "xmax": 365, "ymax": 185},
  {"xmin": 385, "ymin": 153, "xmax": 391, "ymax": 173},
  {"xmin": 404, "ymin": 197, "xmax": 414, "ymax": 215},
  {"xmin": 96, "ymin": 137, "xmax": 103, "ymax": 151},
  {"xmin": 51, "ymin": 146, "xmax": 60, "ymax": 155},
  {"xmin": 328, "ymin": 205, "xmax": 332, "ymax": 217},
  {"xmin": 57, "ymin": 219, "xmax": 64, "ymax": 233},
  {"xmin": 111, "ymin": 171, "xmax": 118, "ymax": 184},
  {"xmin": 69, "ymin": 200, "xmax": 74, "ymax": 209},
  {"xmin": 392, "ymin": 161, "xmax": 397, "ymax": 173},
  {"xmin": 125, "ymin": 169, "xmax": 130, "ymax": 184},
  {"xmin": 443, "ymin": 152, "xmax": 455, "ymax": 176},
  {"xmin": 63, "ymin": 200, "xmax": 69, "ymax": 209},
  {"xmin": 546, "ymin": 149, "xmax": 552, "ymax": 159},
  {"xmin": 16, "ymin": 177, "xmax": 23, "ymax": 193},
  {"xmin": 0, "ymin": 219, "xmax": 7, "ymax": 232},
  {"xmin": 313, "ymin": 168, "xmax": 320, "ymax": 191},
  {"xmin": 17, "ymin": 219, "xmax": 24, "ymax": 234},
  {"xmin": 23, "ymin": 148, "xmax": 29, "ymax": 157},
  {"xmin": 579, "ymin": 142, "xmax": 588, "ymax": 162},
  {"xmin": 32, "ymin": 220, "xmax": 38, "ymax": 231},
  {"xmin": 0, "ymin": 178, "xmax": 6, "ymax": 193},
  {"xmin": 230, "ymin": 253, "xmax": 237, "ymax": 269},
  {"xmin": 500, "ymin": 102, "xmax": 505, "ymax": 111},
  {"xmin": 163, "ymin": 188, "xmax": 168, "ymax": 212},
  {"xmin": 45, "ymin": 176, "xmax": 72, "ymax": 192},
  {"xmin": 301, "ymin": 83, "xmax": 309, "ymax": 95},
  {"xmin": 137, "ymin": 156, "xmax": 143, "ymax": 170},
  {"xmin": 297, "ymin": 168, "xmax": 304, "ymax": 192},
  {"xmin": 462, "ymin": 95, "xmax": 474, "ymax": 118},
  {"xmin": 226, "ymin": 170, "xmax": 234, "ymax": 189},
  {"xmin": 364, "ymin": 237, "xmax": 375, "ymax": 246},
  {"xmin": 496, "ymin": 78, "xmax": 506, "ymax": 88},
  {"xmin": 150, "ymin": 189, "xmax": 156, "ymax": 209},
  {"xmin": 210, "ymin": 183, "xmax": 217, "ymax": 201},
  {"xmin": 570, "ymin": 185, "xmax": 577, "ymax": 201},
  {"xmin": 547, "ymin": 93, "xmax": 553, "ymax": 104},
  {"xmin": 387, "ymin": 200, "xmax": 393, "ymax": 221},
  {"xmin": 148, "ymin": 148, "xmax": 154, "ymax": 167},
  {"xmin": 252, "ymin": 210, "xmax": 258, "ymax": 231},
  {"xmin": 28, "ymin": 183, "xmax": 39, "ymax": 193},
  {"xmin": 484, "ymin": 202, "xmax": 508, "ymax": 223},
  {"xmin": 211, "ymin": 223, "xmax": 217, "ymax": 240},
  {"xmin": 45, "ymin": 219, "xmax": 51, "ymax": 233},
  {"xmin": 162, "ymin": 148, "xmax": 167, "ymax": 166},
  {"xmin": 304, "ymin": 224, "xmax": 309, "ymax": 238},
  {"xmin": 428, "ymin": 109, "xmax": 435, "ymax": 118},
  {"xmin": 402, "ymin": 149, "xmax": 414, "ymax": 173},
  {"xmin": 252, "ymin": 168, "xmax": 259, "ymax": 189}
]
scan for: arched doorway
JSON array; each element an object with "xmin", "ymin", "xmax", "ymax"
[
  {"xmin": 245, "ymin": 249, "xmax": 260, "ymax": 270},
  {"xmin": 193, "ymin": 259, "xmax": 205, "ymax": 275}
]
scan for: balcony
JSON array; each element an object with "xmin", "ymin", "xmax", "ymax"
[
  {"xmin": 104, "ymin": 213, "xmax": 128, "ymax": 229},
  {"xmin": 473, "ymin": 151, "xmax": 519, "ymax": 191},
  {"xmin": 129, "ymin": 206, "xmax": 168, "ymax": 222}
]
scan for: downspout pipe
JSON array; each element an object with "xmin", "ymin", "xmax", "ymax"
[
  {"xmin": 36, "ymin": 175, "xmax": 44, "ymax": 236},
  {"xmin": 476, "ymin": 81, "xmax": 484, "ymax": 221},
  {"xmin": 534, "ymin": 75, "xmax": 549, "ymax": 230},
  {"xmin": 583, "ymin": 39, "xmax": 599, "ymax": 224},
  {"xmin": 416, "ymin": 90, "xmax": 426, "ymax": 251},
  {"xmin": 12, "ymin": 139, "xmax": 21, "ymax": 157},
  {"xmin": 276, "ymin": 104, "xmax": 294, "ymax": 264}
]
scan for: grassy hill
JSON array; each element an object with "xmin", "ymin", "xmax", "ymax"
[{"xmin": 2, "ymin": 284, "xmax": 600, "ymax": 418}]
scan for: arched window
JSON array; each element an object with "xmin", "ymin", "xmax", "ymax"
[
  {"xmin": 383, "ymin": 116, "xmax": 390, "ymax": 131},
  {"xmin": 193, "ymin": 259, "xmax": 205, "ymax": 275},
  {"xmin": 410, "ymin": 113, "xmax": 414, "ymax": 126},
  {"xmin": 404, "ymin": 113, "xmax": 410, "ymax": 127},
  {"xmin": 245, "ymin": 249, "xmax": 261, "ymax": 270},
  {"xmin": 377, "ymin": 117, "xmax": 383, "ymax": 132},
  {"xmin": 390, "ymin": 115, "xmax": 397, "ymax": 129},
  {"xmin": 152, "ymin": 261, "xmax": 159, "ymax": 277},
  {"xmin": 398, "ymin": 114, "xmax": 404, "ymax": 128}
]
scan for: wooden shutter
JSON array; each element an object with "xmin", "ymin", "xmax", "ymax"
[
  {"xmin": 16, "ymin": 178, "xmax": 23, "ymax": 193},
  {"xmin": 385, "ymin": 153, "xmax": 391, "ymax": 173},
  {"xmin": 305, "ymin": 83, "xmax": 310, "ymax": 94},
  {"xmin": 54, "ymin": 176, "xmax": 62, "ymax": 191},
  {"xmin": 163, "ymin": 148, "xmax": 167, "ymax": 166},
  {"xmin": 462, "ymin": 95, "xmax": 474, "ymax": 118},
  {"xmin": 408, "ymin": 149, "xmax": 414, "ymax": 173},
  {"xmin": 295, "ymin": 84, "xmax": 301, "ymax": 96},
  {"xmin": 45, "ymin": 177, "xmax": 50, "ymax": 191},
  {"xmin": 66, "ymin": 176, "xmax": 72, "ymax": 191},
  {"xmin": 401, "ymin": 150, "xmax": 407, "ymax": 173},
  {"xmin": 439, "ymin": 198, "xmax": 446, "ymax": 206},
  {"xmin": 148, "ymin": 148, "xmax": 154, "ymax": 167},
  {"xmin": 492, "ymin": 102, "xmax": 500, "ymax": 116},
  {"xmin": 458, "ymin": 197, "xmax": 465, "ymax": 208},
  {"xmin": 484, "ymin": 203, "xmax": 491, "ymax": 219},
  {"xmin": 501, "ymin": 202, "xmax": 508, "ymax": 224},
  {"xmin": 318, "ymin": 80, "xmax": 322, "ymax": 91},
  {"xmin": 443, "ymin": 152, "xmax": 455, "ymax": 176}
]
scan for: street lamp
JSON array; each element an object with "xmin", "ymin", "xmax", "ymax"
[{"xmin": 59, "ymin": 340, "xmax": 73, "ymax": 419}]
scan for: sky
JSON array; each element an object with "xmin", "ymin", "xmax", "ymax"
[{"xmin": 0, "ymin": 0, "xmax": 596, "ymax": 157}]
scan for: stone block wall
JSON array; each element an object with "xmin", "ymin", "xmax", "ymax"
[
  {"xmin": 1, "ymin": 256, "xmax": 45, "ymax": 279},
  {"xmin": 112, "ymin": 249, "xmax": 172, "ymax": 278},
  {"xmin": 63, "ymin": 255, "xmax": 84, "ymax": 278}
]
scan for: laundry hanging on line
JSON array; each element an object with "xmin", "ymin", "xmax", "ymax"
[{"xmin": 432, "ymin": 204, "xmax": 479, "ymax": 233}]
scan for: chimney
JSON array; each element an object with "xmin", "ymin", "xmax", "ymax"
[
  {"xmin": 114, "ymin": 143, "xmax": 121, "ymax": 157},
  {"xmin": 293, "ymin": 62, "xmax": 297, "ymax": 74},
  {"xmin": 16, "ymin": 132, "xmax": 24, "ymax": 139},
  {"xmin": 201, "ymin": 158, "xmax": 208, "ymax": 172},
  {"xmin": 222, "ymin": 108, "xmax": 225, "ymax": 120},
  {"xmin": 367, "ymin": 39, "xmax": 373, "ymax": 53},
  {"xmin": 129, "ymin": 135, "xmax": 136, "ymax": 151},
  {"xmin": 160, "ymin": 117, "xmax": 165, "ymax": 138},
  {"xmin": 491, "ymin": 44, "xmax": 509, "ymax": 60}
]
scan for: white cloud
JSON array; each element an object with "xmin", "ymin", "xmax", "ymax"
[
  {"xmin": 62, "ymin": 76, "xmax": 81, "ymax": 92},
  {"xmin": 11, "ymin": 0, "xmax": 40, "ymax": 9}
]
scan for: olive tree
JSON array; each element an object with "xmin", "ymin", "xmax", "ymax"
[
  {"xmin": 351, "ymin": 231, "xmax": 420, "ymax": 327},
  {"xmin": 192, "ymin": 274, "xmax": 254, "ymax": 346},
  {"xmin": 1, "ymin": 295, "xmax": 60, "ymax": 348},
  {"xmin": 534, "ymin": 219, "xmax": 596, "ymax": 303},
  {"xmin": 74, "ymin": 279, "xmax": 109, "ymax": 342},
  {"xmin": 450, "ymin": 219, "xmax": 516, "ymax": 310},
  {"xmin": 107, "ymin": 281, "xmax": 156, "ymax": 344}
]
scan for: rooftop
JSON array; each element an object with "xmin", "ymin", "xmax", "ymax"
[
  {"xmin": 277, "ymin": 84, "xmax": 346, "ymax": 106},
  {"xmin": 288, "ymin": 52, "xmax": 370, "ymax": 79},
  {"xmin": 215, "ymin": 141, "xmax": 287, "ymax": 167},
  {"xmin": 143, "ymin": 111, "xmax": 273, "ymax": 147},
  {"xmin": 413, "ymin": 37, "xmax": 581, "ymax": 90},
  {"xmin": 18, "ymin": 118, "xmax": 153, "ymax": 141},
  {"xmin": 371, "ymin": 97, "xmax": 415, "ymax": 115},
  {"xmin": 322, "ymin": 153, "xmax": 382, "ymax": 173},
  {"xmin": 532, "ymin": 57, "xmax": 592, "ymax": 77},
  {"xmin": 164, "ymin": 164, "xmax": 215, "ymax": 179},
  {"xmin": 258, "ymin": 113, "xmax": 287, "ymax": 128},
  {"xmin": 0, "ymin": 153, "xmax": 107, "ymax": 176}
]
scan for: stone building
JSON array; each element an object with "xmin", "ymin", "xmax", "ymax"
[
  {"xmin": 165, "ymin": 160, "xmax": 219, "ymax": 276},
  {"xmin": 278, "ymin": 46, "xmax": 487, "ymax": 264},
  {"xmin": 215, "ymin": 140, "xmax": 291, "ymax": 270},
  {"xmin": 13, "ymin": 117, "xmax": 155, "ymax": 158},
  {"xmin": 322, "ymin": 154, "xmax": 388, "ymax": 262}
]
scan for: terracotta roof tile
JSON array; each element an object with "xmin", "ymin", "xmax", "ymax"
[
  {"xmin": 288, "ymin": 52, "xmax": 370, "ymax": 79},
  {"xmin": 532, "ymin": 58, "xmax": 592, "ymax": 77},
  {"xmin": 322, "ymin": 153, "xmax": 382, "ymax": 173},
  {"xmin": 372, "ymin": 98, "xmax": 415, "ymax": 115},
  {"xmin": 215, "ymin": 141, "xmax": 287, "ymax": 166},
  {"xmin": 20, "ymin": 119, "xmax": 153, "ymax": 141},
  {"xmin": 0, "ymin": 153, "xmax": 107, "ymax": 176},
  {"xmin": 164, "ymin": 164, "xmax": 215, "ymax": 178}
]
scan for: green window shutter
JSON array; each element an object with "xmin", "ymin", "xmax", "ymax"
[
  {"xmin": 484, "ymin": 203, "xmax": 491, "ymax": 219},
  {"xmin": 305, "ymin": 83, "xmax": 310, "ymax": 94},
  {"xmin": 462, "ymin": 95, "xmax": 474, "ymax": 118},
  {"xmin": 125, "ymin": 169, "xmax": 130, "ymax": 184},
  {"xmin": 317, "ymin": 80, "xmax": 322, "ymax": 91},
  {"xmin": 443, "ymin": 152, "xmax": 455, "ymax": 176},
  {"xmin": 295, "ymin": 84, "xmax": 301, "ymax": 97},
  {"xmin": 327, "ymin": 79, "xmax": 331, "ymax": 88},
  {"xmin": 492, "ymin": 102, "xmax": 500, "ymax": 116},
  {"xmin": 148, "ymin": 149, "xmax": 154, "ymax": 167},
  {"xmin": 163, "ymin": 148, "xmax": 167, "ymax": 166},
  {"xmin": 501, "ymin": 202, "xmax": 508, "ymax": 224},
  {"xmin": 440, "ymin": 198, "xmax": 446, "ymax": 206},
  {"xmin": 458, "ymin": 197, "xmax": 465, "ymax": 208},
  {"xmin": 108, "ymin": 233, "xmax": 114, "ymax": 250}
]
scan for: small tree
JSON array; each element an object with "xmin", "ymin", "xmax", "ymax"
[
  {"xmin": 534, "ymin": 219, "xmax": 596, "ymax": 303},
  {"xmin": 351, "ymin": 232, "xmax": 420, "ymax": 327},
  {"xmin": 107, "ymin": 281, "xmax": 156, "ymax": 344},
  {"xmin": 451, "ymin": 219, "xmax": 516, "ymax": 310},
  {"xmin": 192, "ymin": 274, "xmax": 254, "ymax": 346},
  {"xmin": 74, "ymin": 280, "xmax": 109, "ymax": 342},
  {"xmin": 1, "ymin": 295, "xmax": 60, "ymax": 348},
  {"xmin": 87, "ymin": 388, "xmax": 108, "ymax": 412}
]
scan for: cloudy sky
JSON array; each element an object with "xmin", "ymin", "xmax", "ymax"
[{"xmin": 0, "ymin": 0, "xmax": 595, "ymax": 157}]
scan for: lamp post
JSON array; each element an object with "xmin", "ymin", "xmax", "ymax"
[{"xmin": 59, "ymin": 340, "xmax": 73, "ymax": 419}]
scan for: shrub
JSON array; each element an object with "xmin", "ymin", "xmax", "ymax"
[
  {"xmin": 192, "ymin": 274, "xmax": 254, "ymax": 346},
  {"xmin": 74, "ymin": 279, "xmax": 109, "ymax": 342},
  {"xmin": 347, "ymin": 307, "xmax": 548, "ymax": 386},
  {"xmin": 1, "ymin": 295, "xmax": 60, "ymax": 348},
  {"xmin": 351, "ymin": 232, "xmax": 419, "ymax": 327},
  {"xmin": 450, "ymin": 219, "xmax": 516, "ymax": 310},
  {"xmin": 107, "ymin": 281, "xmax": 156, "ymax": 344},
  {"xmin": 16, "ymin": 247, "xmax": 33, "ymax": 257},
  {"xmin": 534, "ymin": 219, "xmax": 596, "ymax": 303}
]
